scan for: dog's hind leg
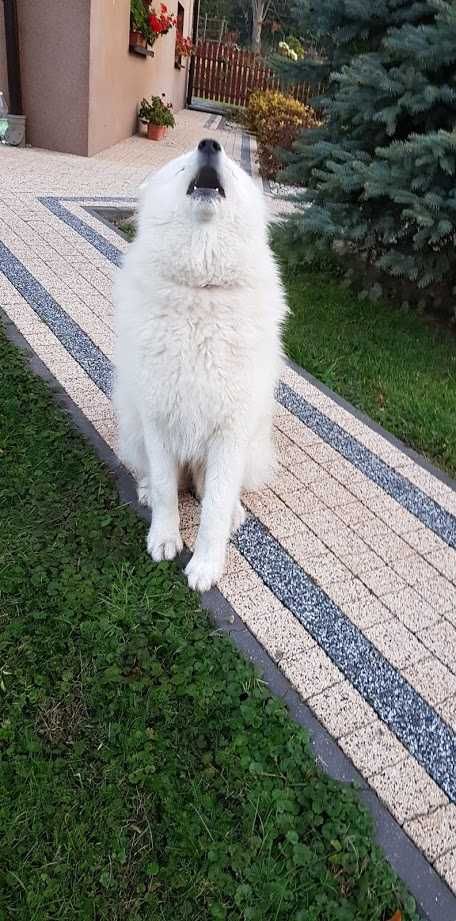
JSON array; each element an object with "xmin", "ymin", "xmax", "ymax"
[
  {"xmin": 113, "ymin": 387, "xmax": 150, "ymax": 505},
  {"xmin": 242, "ymin": 417, "xmax": 276, "ymax": 491},
  {"xmin": 190, "ymin": 461, "xmax": 205, "ymax": 499}
]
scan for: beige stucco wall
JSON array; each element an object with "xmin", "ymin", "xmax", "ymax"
[
  {"xmin": 6, "ymin": 0, "xmax": 192, "ymax": 156},
  {"xmin": 88, "ymin": 0, "xmax": 192, "ymax": 155},
  {"xmin": 0, "ymin": 13, "xmax": 8, "ymax": 107},
  {"xmin": 16, "ymin": 0, "xmax": 91, "ymax": 155}
]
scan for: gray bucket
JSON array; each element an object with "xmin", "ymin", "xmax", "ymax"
[{"xmin": 4, "ymin": 114, "xmax": 26, "ymax": 147}]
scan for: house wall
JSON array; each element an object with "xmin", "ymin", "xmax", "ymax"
[
  {"xmin": 5, "ymin": 0, "xmax": 192, "ymax": 156},
  {"xmin": 16, "ymin": 0, "xmax": 91, "ymax": 155},
  {"xmin": 88, "ymin": 0, "xmax": 192, "ymax": 155},
  {"xmin": 0, "ymin": 13, "xmax": 8, "ymax": 107}
]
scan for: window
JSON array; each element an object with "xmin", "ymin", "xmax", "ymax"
[{"xmin": 175, "ymin": 2, "xmax": 185, "ymax": 69}]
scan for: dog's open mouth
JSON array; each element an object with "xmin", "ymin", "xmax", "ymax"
[{"xmin": 187, "ymin": 165, "xmax": 226, "ymax": 198}]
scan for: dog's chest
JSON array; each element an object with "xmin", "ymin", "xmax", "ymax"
[{"xmin": 139, "ymin": 289, "xmax": 256, "ymax": 422}]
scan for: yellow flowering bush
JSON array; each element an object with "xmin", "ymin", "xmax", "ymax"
[{"xmin": 246, "ymin": 89, "xmax": 321, "ymax": 180}]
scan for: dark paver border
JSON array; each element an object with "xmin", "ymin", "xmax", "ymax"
[
  {"xmin": 3, "ymin": 304, "xmax": 456, "ymax": 921},
  {"xmin": 0, "ymin": 240, "xmax": 112, "ymax": 395},
  {"xmin": 234, "ymin": 516, "xmax": 456, "ymax": 799},
  {"xmin": 277, "ymin": 380, "xmax": 456, "ymax": 549},
  {"xmin": 287, "ymin": 357, "xmax": 456, "ymax": 494}
]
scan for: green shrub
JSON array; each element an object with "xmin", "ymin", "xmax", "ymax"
[{"xmin": 246, "ymin": 90, "xmax": 320, "ymax": 180}]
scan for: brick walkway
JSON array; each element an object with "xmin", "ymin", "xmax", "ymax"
[{"xmin": 1, "ymin": 109, "xmax": 455, "ymax": 906}]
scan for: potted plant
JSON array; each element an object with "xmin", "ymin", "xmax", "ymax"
[
  {"xmin": 130, "ymin": 1, "xmax": 176, "ymax": 53},
  {"xmin": 138, "ymin": 94, "xmax": 175, "ymax": 140},
  {"xmin": 130, "ymin": 0, "xmax": 149, "ymax": 47}
]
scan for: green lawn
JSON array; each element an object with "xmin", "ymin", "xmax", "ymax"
[
  {"xmin": 280, "ymin": 259, "xmax": 456, "ymax": 478},
  {"xmin": 114, "ymin": 216, "xmax": 136, "ymax": 241},
  {"xmin": 0, "ymin": 328, "xmax": 418, "ymax": 920}
]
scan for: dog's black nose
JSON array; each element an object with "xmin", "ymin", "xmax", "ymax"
[{"xmin": 198, "ymin": 138, "xmax": 222, "ymax": 157}]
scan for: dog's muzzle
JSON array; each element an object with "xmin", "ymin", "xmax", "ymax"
[{"xmin": 187, "ymin": 138, "xmax": 226, "ymax": 199}]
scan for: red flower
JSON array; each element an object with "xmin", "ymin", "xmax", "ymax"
[
  {"xmin": 149, "ymin": 13, "xmax": 162, "ymax": 32},
  {"xmin": 147, "ymin": 4, "xmax": 176, "ymax": 34},
  {"xmin": 176, "ymin": 34, "xmax": 194, "ymax": 56}
]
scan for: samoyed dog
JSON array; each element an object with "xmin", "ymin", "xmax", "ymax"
[{"xmin": 113, "ymin": 138, "xmax": 287, "ymax": 592}]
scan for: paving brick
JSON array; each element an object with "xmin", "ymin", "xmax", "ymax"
[
  {"xmin": 342, "ymin": 597, "xmax": 392, "ymax": 631},
  {"xmin": 340, "ymin": 720, "xmax": 407, "ymax": 776},
  {"xmin": 244, "ymin": 606, "xmax": 316, "ymax": 663},
  {"xmin": 434, "ymin": 849, "xmax": 456, "ymax": 891},
  {"xmin": 360, "ymin": 566, "xmax": 408, "ymax": 597},
  {"xmin": 301, "ymin": 553, "xmax": 351, "ymax": 590},
  {"xmin": 329, "ymin": 578, "xmax": 373, "ymax": 607},
  {"xmin": 280, "ymin": 528, "xmax": 327, "ymax": 564},
  {"xmin": 341, "ymin": 548, "xmax": 385, "ymax": 577},
  {"xmin": 436, "ymin": 696, "xmax": 456, "ymax": 732},
  {"xmin": 381, "ymin": 587, "xmax": 441, "ymax": 632},
  {"xmin": 303, "ymin": 442, "xmax": 341, "ymax": 468},
  {"xmin": 280, "ymin": 646, "xmax": 343, "ymax": 700},
  {"xmin": 405, "ymin": 805, "xmax": 456, "ymax": 862},
  {"xmin": 308, "ymin": 680, "xmax": 374, "ymax": 738},
  {"xmin": 426, "ymin": 547, "xmax": 456, "ymax": 584},
  {"xmin": 404, "ymin": 528, "xmax": 448, "ymax": 556},
  {"xmin": 403, "ymin": 657, "xmax": 456, "ymax": 706},
  {"xmin": 419, "ymin": 621, "xmax": 456, "ymax": 673},
  {"xmin": 310, "ymin": 476, "xmax": 354, "ymax": 509},
  {"xmin": 366, "ymin": 620, "xmax": 429, "ymax": 669},
  {"xmin": 369, "ymin": 758, "xmax": 447, "ymax": 824}
]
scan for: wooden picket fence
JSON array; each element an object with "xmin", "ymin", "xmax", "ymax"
[{"xmin": 191, "ymin": 40, "xmax": 317, "ymax": 109}]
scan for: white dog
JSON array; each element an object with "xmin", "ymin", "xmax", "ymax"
[{"xmin": 113, "ymin": 138, "xmax": 287, "ymax": 591}]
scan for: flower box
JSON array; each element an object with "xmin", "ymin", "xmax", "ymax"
[{"xmin": 129, "ymin": 28, "xmax": 146, "ymax": 47}]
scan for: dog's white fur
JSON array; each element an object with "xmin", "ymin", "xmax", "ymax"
[{"xmin": 113, "ymin": 141, "xmax": 288, "ymax": 591}]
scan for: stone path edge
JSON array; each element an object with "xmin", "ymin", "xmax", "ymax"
[
  {"xmin": 234, "ymin": 517, "xmax": 456, "ymax": 799},
  {"xmin": 277, "ymin": 380, "xmax": 456, "ymax": 548},
  {"xmin": 2, "ymin": 305, "xmax": 456, "ymax": 921}
]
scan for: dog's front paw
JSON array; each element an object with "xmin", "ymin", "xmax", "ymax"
[
  {"xmin": 185, "ymin": 550, "xmax": 224, "ymax": 593},
  {"xmin": 147, "ymin": 524, "xmax": 183, "ymax": 562}
]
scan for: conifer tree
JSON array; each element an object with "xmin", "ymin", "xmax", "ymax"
[{"xmin": 278, "ymin": 0, "xmax": 456, "ymax": 307}]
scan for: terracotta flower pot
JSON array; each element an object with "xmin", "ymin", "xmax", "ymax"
[
  {"xmin": 147, "ymin": 124, "xmax": 167, "ymax": 141},
  {"xmin": 130, "ymin": 29, "xmax": 146, "ymax": 47}
]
